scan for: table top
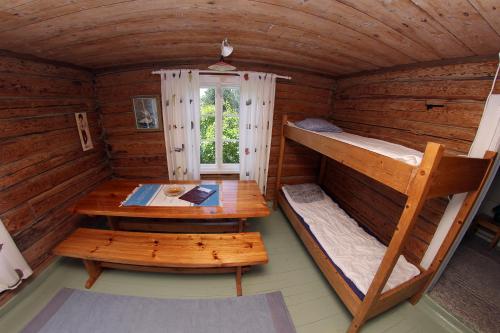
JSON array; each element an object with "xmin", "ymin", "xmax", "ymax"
[{"xmin": 71, "ymin": 179, "xmax": 270, "ymax": 219}]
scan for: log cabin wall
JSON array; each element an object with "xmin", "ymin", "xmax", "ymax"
[
  {"xmin": 95, "ymin": 63, "xmax": 335, "ymax": 200},
  {"xmin": 0, "ymin": 53, "xmax": 111, "ymax": 278},
  {"xmin": 322, "ymin": 58, "xmax": 499, "ymax": 264}
]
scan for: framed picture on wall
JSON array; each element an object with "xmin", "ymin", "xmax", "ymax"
[
  {"xmin": 75, "ymin": 112, "xmax": 94, "ymax": 151},
  {"xmin": 132, "ymin": 96, "xmax": 162, "ymax": 131}
]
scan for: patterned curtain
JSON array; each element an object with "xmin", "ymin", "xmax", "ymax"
[
  {"xmin": 239, "ymin": 72, "xmax": 277, "ymax": 194},
  {"xmin": 0, "ymin": 219, "xmax": 32, "ymax": 292},
  {"xmin": 160, "ymin": 70, "xmax": 201, "ymax": 180}
]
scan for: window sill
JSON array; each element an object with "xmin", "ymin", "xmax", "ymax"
[{"xmin": 200, "ymin": 164, "xmax": 240, "ymax": 174}]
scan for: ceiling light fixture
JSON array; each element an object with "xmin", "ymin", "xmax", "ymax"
[{"xmin": 208, "ymin": 38, "xmax": 236, "ymax": 71}]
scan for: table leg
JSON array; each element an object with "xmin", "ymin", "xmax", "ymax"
[
  {"xmin": 238, "ymin": 218, "xmax": 246, "ymax": 232},
  {"xmin": 236, "ymin": 266, "xmax": 242, "ymax": 296},
  {"xmin": 106, "ymin": 216, "xmax": 119, "ymax": 230},
  {"xmin": 83, "ymin": 260, "xmax": 102, "ymax": 289}
]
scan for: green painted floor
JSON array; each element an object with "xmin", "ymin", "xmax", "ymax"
[{"xmin": 0, "ymin": 208, "xmax": 468, "ymax": 333}]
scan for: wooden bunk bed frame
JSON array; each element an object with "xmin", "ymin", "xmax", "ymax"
[{"xmin": 274, "ymin": 114, "xmax": 496, "ymax": 333}]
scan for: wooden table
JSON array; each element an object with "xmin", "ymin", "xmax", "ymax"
[{"xmin": 71, "ymin": 179, "xmax": 270, "ymax": 232}]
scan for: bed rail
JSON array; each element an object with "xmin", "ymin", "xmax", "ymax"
[{"xmin": 283, "ymin": 124, "xmax": 415, "ymax": 194}]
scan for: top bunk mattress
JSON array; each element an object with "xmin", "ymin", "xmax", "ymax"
[
  {"xmin": 288, "ymin": 122, "xmax": 423, "ymax": 166},
  {"xmin": 282, "ymin": 183, "xmax": 420, "ymax": 295}
]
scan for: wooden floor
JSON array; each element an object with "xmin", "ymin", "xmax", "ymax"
[{"xmin": 0, "ymin": 208, "xmax": 467, "ymax": 333}]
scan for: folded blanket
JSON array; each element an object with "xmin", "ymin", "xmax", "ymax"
[{"xmin": 284, "ymin": 183, "xmax": 324, "ymax": 203}]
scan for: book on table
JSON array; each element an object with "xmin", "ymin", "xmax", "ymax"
[{"xmin": 178, "ymin": 186, "xmax": 217, "ymax": 205}]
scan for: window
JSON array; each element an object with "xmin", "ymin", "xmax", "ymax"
[{"xmin": 200, "ymin": 75, "xmax": 240, "ymax": 173}]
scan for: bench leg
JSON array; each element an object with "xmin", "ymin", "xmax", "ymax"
[
  {"xmin": 236, "ymin": 266, "xmax": 242, "ymax": 296},
  {"xmin": 83, "ymin": 260, "xmax": 102, "ymax": 289}
]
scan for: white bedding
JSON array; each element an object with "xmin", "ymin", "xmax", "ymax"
[
  {"xmin": 288, "ymin": 122, "xmax": 423, "ymax": 166},
  {"xmin": 283, "ymin": 184, "xmax": 420, "ymax": 295}
]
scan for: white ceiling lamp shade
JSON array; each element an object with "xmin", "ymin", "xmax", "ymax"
[
  {"xmin": 208, "ymin": 38, "xmax": 236, "ymax": 71},
  {"xmin": 221, "ymin": 38, "xmax": 233, "ymax": 57}
]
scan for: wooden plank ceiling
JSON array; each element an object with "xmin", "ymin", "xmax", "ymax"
[{"xmin": 0, "ymin": 0, "xmax": 499, "ymax": 75}]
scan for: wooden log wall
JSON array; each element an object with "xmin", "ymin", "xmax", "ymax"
[
  {"xmin": 95, "ymin": 63, "xmax": 335, "ymax": 200},
  {"xmin": 0, "ymin": 54, "xmax": 111, "ymax": 281},
  {"xmin": 323, "ymin": 59, "xmax": 499, "ymax": 264}
]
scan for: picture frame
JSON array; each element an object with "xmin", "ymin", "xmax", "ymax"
[
  {"xmin": 75, "ymin": 112, "xmax": 94, "ymax": 151},
  {"xmin": 132, "ymin": 95, "xmax": 162, "ymax": 131}
]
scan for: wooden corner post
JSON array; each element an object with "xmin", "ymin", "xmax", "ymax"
[
  {"xmin": 318, "ymin": 155, "xmax": 328, "ymax": 186},
  {"xmin": 348, "ymin": 143, "xmax": 444, "ymax": 333},
  {"xmin": 273, "ymin": 114, "xmax": 288, "ymax": 210}
]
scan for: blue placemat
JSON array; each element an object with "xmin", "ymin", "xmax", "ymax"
[
  {"xmin": 121, "ymin": 184, "xmax": 220, "ymax": 207},
  {"xmin": 122, "ymin": 184, "xmax": 161, "ymax": 206},
  {"xmin": 195, "ymin": 184, "xmax": 219, "ymax": 207}
]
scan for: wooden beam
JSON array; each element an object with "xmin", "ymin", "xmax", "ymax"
[{"xmin": 0, "ymin": 49, "xmax": 91, "ymax": 72}]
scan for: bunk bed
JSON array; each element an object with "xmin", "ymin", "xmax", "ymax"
[{"xmin": 274, "ymin": 114, "xmax": 496, "ymax": 333}]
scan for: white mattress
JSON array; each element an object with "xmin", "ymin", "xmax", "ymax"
[
  {"xmin": 282, "ymin": 184, "xmax": 420, "ymax": 295},
  {"xmin": 288, "ymin": 122, "xmax": 422, "ymax": 166}
]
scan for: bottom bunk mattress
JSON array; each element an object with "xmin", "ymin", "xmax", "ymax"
[{"xmin": 282, "ymin": 183, "xmax": 420, "ymax": 297}]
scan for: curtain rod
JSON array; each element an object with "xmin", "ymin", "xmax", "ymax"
[{"xmin": 152, "ymin": 69, "xmax": 291, "ymax": 80}]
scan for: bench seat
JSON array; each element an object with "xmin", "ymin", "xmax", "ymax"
[{"xmin": 53, "ymin": 228, "xmax": 268, "ymax": 295}]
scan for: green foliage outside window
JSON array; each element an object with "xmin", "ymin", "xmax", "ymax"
[{"xmin": 200, "ymin": 87, "xmax": 240, "ymax": 165}]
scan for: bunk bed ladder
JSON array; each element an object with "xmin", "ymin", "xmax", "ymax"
[{"xmin": 348, "ymin": 143, "xmax": 445, "ymax": 333}]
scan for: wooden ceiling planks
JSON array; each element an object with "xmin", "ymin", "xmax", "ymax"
[
  {"xmin": 468, "ymin": 0, "xmax": 500, "ymax": 35},
  {"xmin": 0, "ymin": 0, "xmax": 499, "ymax": 75},
  {"xmin": 40, "ymin": 32, "xmax": 376, "ymax": 73},
  {"xmin": 411, "ymin": 0, "xmax": 500, "ymax": 54},
  {"xmin": 261, "ymin": 0, "xmax": 439, "ymax": 61},
  {"xmin": 0, "ymin": 1, "xmax": 414, "ymax": 69},
  {"xmin": 337, "ymin": 0, "xmax": 474, "ymax": 58}
]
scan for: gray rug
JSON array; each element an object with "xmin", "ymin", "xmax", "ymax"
[
  {"xmin": 22, "ymin": 289, "xmax": 296, "ymax": 333},
  {"xmin": 429, "ymin": 236, "xmax": 500, "ymax": 333}
]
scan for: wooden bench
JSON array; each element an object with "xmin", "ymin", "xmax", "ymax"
[{"xmin": 53, "ymin": 228, "xmax": 268, "ymax": 296}]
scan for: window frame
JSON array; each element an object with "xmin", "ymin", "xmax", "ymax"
[{"xmin": 199, "ymin": 75, "xmax": 241, "ymax": 174}]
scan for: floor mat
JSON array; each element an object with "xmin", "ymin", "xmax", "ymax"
[
  {"xmin": 21, "ymin": 289, "xmax": 296, "ymax": 333},
  {"xmin": 429, "ymin": 236, "xmax": 500, "ymax": 333}
]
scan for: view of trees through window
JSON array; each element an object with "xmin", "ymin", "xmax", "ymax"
[{"xmin": 200, "ymin": 87, "xmax": 240, "ymax": 166}]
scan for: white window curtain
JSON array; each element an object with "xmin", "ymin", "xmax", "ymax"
[
  {"xmin": 239, "ymin": 72, "xmax": 277, "ymax": 194},
  {"xmin": 160, "ymin": 70, "xmax": 201, "ymax": 180},
  {"xmin": 0, "ymin": 219, "xmax": 32, "ymax": 292}
]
